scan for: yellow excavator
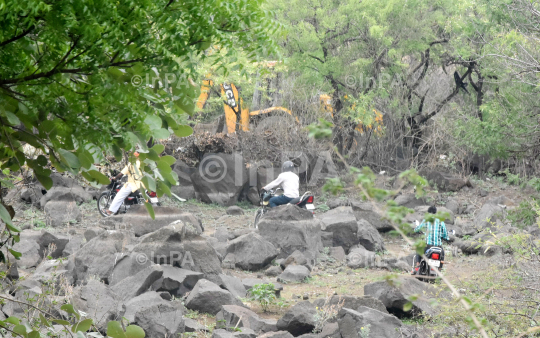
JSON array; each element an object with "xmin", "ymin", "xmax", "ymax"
[
  {"xmin": 196, "ymin": 78, "xmax": 383, "ymax": 136},
  {"xmin": 196, "ymin": 78, "xmax": 296, "ymax": 134}
]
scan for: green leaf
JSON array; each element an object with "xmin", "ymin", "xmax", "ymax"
[
  {"xmin": 39, "ymin": 313, "xmax": 51, "ymax": 327},
  {"xmin": 61, "ymin": 304, "xmax": 80, "ymax": 320},
  {"xmin": 8, "ymin": 249, "xmax": 21, "ymax": 259},
  {"xmin": 152, "ymin": 128, "xmax": 170, "ymax": 140},
  {"xmin": 0, "ymin": 203, "xmax": 14, "ymax": 226},
  {"xmin": 141, "ymin": 174, "xmax": 157, "ymax": 192},
  {"xmin": 160, "ymin": 155, "xmax": 176, "ymax": 166},
  {"xmin": 172, "ymin": 125, "xmax": 193, "ymax": 137},
  {"xmin": 52, "ymin": 319, "xmax": 71, "ymax": 325},
  {"xmin": 4, "ymin": 111, "xmax": 21, "ymax": 126},
  {"xmin": 13, "ymin": 324, "xmax": 27, "ymax": 336},
  {"xmin": 5, "ymin": 317, "xmax": 20, "ymax": 325},
  {"xmin": 58, "ymin": 149, "xmax": 81, "ymax": 170},
  {"xmin": 35, "ymin": 173, "xmax": 53, "ymax": 190},
  {"xmin": 144, "ymin": 115, "xmax": 162, "ymax": 130},
  {"xmin": 107, "ymin": 321, "xmax": 127, "ymax": 338},
  {"xmin": 403, "ymin": 302, "xmax": 413, "ymax": 312},
  {"xmin": 72, "ymin": 318, "xmax": 93, "ymax": 333},
  {"xmin": 77, "ymin": 150, "xmax": 94, "ymax": 170},
  {"xmin": 125, "ymin": 325, "xmax": 145, "ymax": 338},
  {"xmin": 28, "ymin": 331, "xmax": 40, "ymax": 338},
  {"xmin": 86, "ymin": 170, "xmax": 111, "ymax": 185},
  {"xmin": 112, "ymin": 144, "xmax": 123, "ymax": 161},
  {"xmin": 150, "ymin": 144, "xmax": 165, "ymax": 155},
  {"xmin": 144, "ymin": 202, "xmax": 155, "ymax": 220}
]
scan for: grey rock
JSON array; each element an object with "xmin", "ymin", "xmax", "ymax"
[
  {"xmin": 44, "ymin": 201, "xmax": 82, "ymax": 226},
  {"xmin": 258, "ymin": 332, "xmax": 294, "ymax": 338},
  {"xmin": 216, "ymin": 305, "xmax": 277, "ymax": 334},
  {"xmin": 258, "ymin": 205, "xmax": 322, "ymax": 262},
  {"xmin": 40, "ymin": 186, "xmax": 92, "ymax": 208},
  {"xmin": 265, "ymin": 265, "xmax": 283, "ymax": 277},
  {"xmin": 84, "ymin": 228, "xmax": 105, "ymax": 242},
  {"xmin": 318, "ymin": 207, "xmax": 359, "ymax": 252},
  {"xmin": 277, "ymin": 265, "xmax": 311, "ymax": 283},
  {"xmin": 276, "ymin": 301, "xmax": 317, "ymax": 336},
  {"xmin": 215, "ymin": 227, "xmax": 235, "ymax": 242},
  {"xmin": 134, "ymin": 303, "xmax": 185, "ymax": 337},
  {"xmin": 226, "ymin": 232, "xmax": 278, "ymax": 270},
  {"xmin": 218, "ymin": 274, "xmax": 247, "ymax": 299},
  {"xmin": 111, "ymin": 265, "xmax": 163, "ymax": 302},
  {"xmin": 313, "ymin": 295, "xmax": 388, "ymax": 315},
  {"xmin": 337, "ymin": 307, "xmax": 402, "ymax": 338},
  {"xmin": 71, "ymin": 280, "xmax": 120, "ymax": 330},
  {"xmin": 321, "ymin": 231, "xmax": 333, "ymax": 248},
  {"xmin": 475, "ymin": 203, "xmax": 504, "ymax": 229},
  {"xmin": 280, "ymin": 250, "xmax": 311, "ymax": 271},
  {"xmin": 62, "ymin": 236, "xmax": 84, "ymax": 257},
  {"xmin": 226, "ymin": 206, "xmax": 245, "ymax": 215},
  {"xmin": 356, "ymin": 219, "xmax": 385, "ymax": 252},
  {"xmin": 329, "ymin": 247, "xmax": 346, "ymax": 263},
  {"xmin": 152, "ymin": 266, "xmax": 204, "ymax": 297},
  {"xmin": 109, "ymin": 253, "xmax": 153, "ymax": 286},
  {"xmin": 364, "ymin": 276, "xmax": 445, "ymax": 317},
  {"xmin": 347, "ymin": 245, "xmax": 376, "ymax": 269},
  {"xmin": 185, "ymin": 279, "xmax": 244, "ymax": 315},
  {"xmin": 121, "ymin": 291, "xmax": 170, "ymax": 323}
]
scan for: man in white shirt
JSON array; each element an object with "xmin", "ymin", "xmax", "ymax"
[
  {"xmin": 263, "ymin": 161, "xmax": 299, "ymax": 208},
  {"xmin": 105, "ymin": 151, "xmax": 143, "ymax": 216}
]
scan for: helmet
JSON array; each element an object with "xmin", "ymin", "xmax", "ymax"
[{"xmin": 282, "ymin": 161, "xmax": 294, "ymax": 172}]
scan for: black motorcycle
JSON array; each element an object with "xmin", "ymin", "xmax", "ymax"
[
  {"xmin": 416, "ymin": 246, "xmax": 444, "ymax": 283},
  {"xmin": 253, "ymin": 188, "xmax": 315, "ymax": 227},
  {"xmin": 97, "ymin": 171, "xmax": 159, "ymax": 217}
]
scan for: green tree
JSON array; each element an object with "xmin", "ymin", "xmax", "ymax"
[{"xmin": 0, "ymin": 0, "xmax": 279, "ymax": 195}]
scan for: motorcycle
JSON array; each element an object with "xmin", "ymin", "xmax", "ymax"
[
  {"xmin": 415, "ymin": 246, "xmax": 444, "ymax": 283},
  {"xmin": 253, "ymin": 188, "xmax": 315, "ymax": 227},
  {"xmin": 97, "ymin": 171, "xmax": 160, "ymax": 217}
]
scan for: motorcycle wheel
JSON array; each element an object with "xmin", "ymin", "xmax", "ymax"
[
  {"xmin": 254, "ymin": 209, "xmax": 264, "ymax": 228},
  {"xmin": 98, "ymin": 191, "xmax": 113, "ymax": 217}
]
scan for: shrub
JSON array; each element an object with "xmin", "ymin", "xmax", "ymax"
[{"xmin": 247, "ymin": 283, "xmax": 276, "ymax": 312}]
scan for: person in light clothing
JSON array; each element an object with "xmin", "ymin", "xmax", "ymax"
[
  {"xmin": 105, "ymin": 151, "xmax": 143, "ymax": 216},
  {"xmin": 263, "ymin": 161, "xmax": 299, "ymax": 208}
]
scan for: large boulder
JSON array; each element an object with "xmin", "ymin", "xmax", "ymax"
[
  {"xmin": 111, "ymin": 265, "xmax": 163, "ymax": 301},
  {"xmin": 132, "ymin": 223, "xmax": 222, "ymax": 283},
  {"xmin": 317, "ymin": 207, "xmax": 359, "ymax": 253},
  {"xmin": 40, "ymin": 186, "xmax": 92, "ymax": 208},
  {"xmin": 475, "ymin": 203, "xmax": 504, "ymax": 229},
  {"xmin": 71, "ymin": 280, "xmax": 121, "ymax": 330},
  {"xmin": 280, "ymin": 250, "xmax": 311, "ymax": 271},
  {"xmin": 347, "ymin": 245, "xmax": 376, "ymax": 269},
  {"xmin": 356, "ymin": 219, "xmax": 385, "ymax": 252},
  {"xmin": 185, "ymin": 279, "xmax": 244, "ymax": 315},
  {"xmin": 36, "ymin": 231, "xmax": 69, "ymax": 258},
  {"xmin": 337, "ymin": 307, "xmax": 402, "ymax": 338},
  {"xmin": 257, "ymin": 205, "xmax": 323, "ymax": 262},
  {"xmin": 276, "ymin": 301, "xmax": 317, "ymax": 336},
  {"xmin": 258, "ymin": 332, "xmax": 294, "ymax": 338},
  {"xmin": 99, "ymin": 206, "xmax": 203, "ymax": 237},
  {"xmin": 190, "ymin": 153, "xmax": 248, "ymax": 206},
  {"xmin": 10, "ymin": 232, "xmax": 42, "ymax": 268},
  {"xmin": 216, "ymin": 305, "xmax": 277, "ymax": 334},
  {"xmin": 394, "ymin": 194, "xmax": 428, "ymax": 208},
  {"xmin": 134, "ymin": 303, "xmax": 185, "ymax": 337},
  {"xmin": 312, "ymin": 295, "xmax": 388, "ymax": 315},
  {"xmin": 421, "ymin": 170, "xmax": 472, "ymax": 192},
  {"xmin": 152, "ymin": 266, "xmax": 204, "ymax": 297},
  {"xmin": 364, "ymin": 276, "xmax": 444, "ymax": 317},
  {"xmin": 20, "ymin": 185, "xmax": 45, "ymax": 206},
  {"xmin": 217, "ymin": 274, "xmax": 247, "ymax": 298},
  {"xmin": 121, "ymin": 291, "xmax": 171, "ymax": 322},
  {"xmin": 277, "ymin": 265, "xmax": 311, "ymax": 283},
  {"xmin": 257, "ymin": 167, "xmax": 280, "ymax": 191},
  {"xmin": 67, "ymin": 230, "xmax": 134, "ymax": 284},
  {"xmin": 225, "ymin": 232, "xmax": 278, "ymax": 270},
  {"xmin": 350, "ymin": 201, "xmax": 393, "ymax": 232},
  {"xmin": 44, "ymin": 201, "xmax": 82, "ymax": 226},
  {"xmin": 109, "ymin": 253, "xmax": 153, "ymax": 286}
]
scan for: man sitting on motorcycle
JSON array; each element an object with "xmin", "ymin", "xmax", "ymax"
[
  {"xmin": 262, "ymin": 161, "xmax": 299, "ymax": 208},
  {"xmin": 411, "ymin": 205, "xmax": 450, "ymax": 275},
  {"xmin": 105, "ymin": 151, "xmax": 143, "ymax": 216}
]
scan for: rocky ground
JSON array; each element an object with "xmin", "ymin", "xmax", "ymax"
[{"xmin": 1, "ymin": 171, "xmax": 539, "ymax": 337}]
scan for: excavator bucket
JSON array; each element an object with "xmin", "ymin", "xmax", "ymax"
[{"xmin": 197, "ymin": 79, "xmax": 213, "ymax": 110}]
